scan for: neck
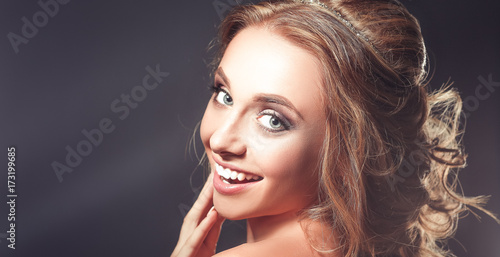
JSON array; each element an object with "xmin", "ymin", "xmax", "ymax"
[{"xmin": 246, "ymin": 211, "xmax": 302, "ymax": 243}]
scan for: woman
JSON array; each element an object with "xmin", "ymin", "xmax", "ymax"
[{"xmin": 172, "ymin": 0, "xmax": 496, "ymax": 256}]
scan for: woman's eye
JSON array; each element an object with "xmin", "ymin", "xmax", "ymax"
[
  {"xmin": 257, "ymin": 112, "xmax": 290, "ymax": 132},
  {"xmin": 215, "ymin": 90, "xmax": 233, "ymax": 106}
]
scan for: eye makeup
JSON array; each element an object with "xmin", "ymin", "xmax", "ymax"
[
  {"xmin": 210, "ymin": 74, "xmax": 297, "ymax": 134},
  {"xmin": 256, "ymin": 109, "xmax": 292, "ymax": 133}
]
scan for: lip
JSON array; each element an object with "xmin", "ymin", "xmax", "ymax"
[{"xmin": 212, "ymin": 157, "xmax": 262, "ymax": 195}]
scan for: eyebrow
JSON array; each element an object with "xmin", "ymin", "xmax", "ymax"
[
  {"xmin": 215, "ymin": 67, "xmax": 231, "ymax": 88},
  {"xmin": 216, "ymin": 67, "xmax": 304, "ymax": 120},
  {"xmin": 253, "ymin": 94, "xmax": 304, "ymax": 120}
]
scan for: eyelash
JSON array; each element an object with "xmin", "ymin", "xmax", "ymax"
[
  {"xmin": 257, "ymin": 110, "xmax": 292, "ymax": 133},
  {"xmin": 211, "ymin": 82, "xmax": 292, "ymax": 133},
  {"xmin": 211, "ymin": 83, "xmax": 224, "ymax": 98},
  {"xmin": 211, "ymin": 83, "xmax": 222, "ymax": 93},
  {"xmin": 211, "ymin": 83, "xmax": 230, "ymax": 105}
]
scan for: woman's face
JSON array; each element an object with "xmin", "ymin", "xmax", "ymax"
[{"xmin": 200, "ymin": 27, "xmax": 326, "ymax": 220}]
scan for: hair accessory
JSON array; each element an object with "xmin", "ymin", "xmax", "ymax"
[{"xmin": 294, "ymin": 0, "xmax": 380, "ymax": 54}]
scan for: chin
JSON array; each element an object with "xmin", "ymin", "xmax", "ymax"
[{"xmin": 213, "ymin": 195, "xmax": 254, "ymax": 221}]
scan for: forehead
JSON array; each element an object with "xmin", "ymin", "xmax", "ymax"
[{"xmin": 219, "ymin": 27, "xmax": 324, "ymax": 117}]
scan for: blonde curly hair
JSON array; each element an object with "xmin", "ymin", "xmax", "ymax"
[{"xmin": 210, "ymin": 0, "xmax": 497, "ymax": 256}]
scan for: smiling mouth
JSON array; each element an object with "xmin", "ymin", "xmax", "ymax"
[{"xmin": 215, "ymin": 163, "xmax": 263, "ymax": 184}]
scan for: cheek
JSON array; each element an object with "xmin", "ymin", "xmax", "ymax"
[
  {"xmin": 257, "ymin": 135, "xmax": 323, "ymax": 203},
  {"xmin": 261, "ymin": 132, "xmax": 323, "ymax": 175}
]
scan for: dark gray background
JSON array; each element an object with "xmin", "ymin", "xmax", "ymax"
[{"xmin": 0, "ymin": 0, "xmax": 499, "ymax": 256}]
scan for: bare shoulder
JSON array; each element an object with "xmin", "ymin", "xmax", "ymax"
[{"xmin": 214, "ymin": 237, "xmax": 324, "ymax": 257}]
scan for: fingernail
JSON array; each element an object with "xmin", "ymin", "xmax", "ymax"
[{"xmin": 206, "ymin": 206, "xmax": 215, "ymax": 217}]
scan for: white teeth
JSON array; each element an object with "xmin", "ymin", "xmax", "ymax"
[
  {"xmin": 223, "ymin": 168, "xmax": 231, "ymax": 179},
  {"xmin": 215, "ymin": 163, "xmax": 261, "ymax": 182},
  {"xmin": 216, "ymin": 164, "xmax": 224, "ymax": 175},
  {"xmin": 216, "ymin": 164, "xmax": 230, "ymax": 179}
]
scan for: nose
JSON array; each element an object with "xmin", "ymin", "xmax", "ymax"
[{"xmin": 209, "ymin": 114, "xmax": 247, "ymax": 158}]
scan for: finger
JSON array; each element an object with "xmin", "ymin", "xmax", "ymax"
[
  {"xmin": 180, "ymin": 173, "xmax": 215, "ymax": 242},
  {"xmin": 205, "ymin": 209, "xmax": 225, "ymax": 250},
  {"xmin": 172, "ymin": 172, "xmax": 216, "ymax": 257},
  {"xmin": 185, "ymin": 172, "xmax": 215, "ymax": 225},
  {"xmin": 178, "ymin": 207, "xmax": 219, "ymax": 257},
  {"xmin": 172, "ymin": 206, "xmax": 215, "ymax": 257}
]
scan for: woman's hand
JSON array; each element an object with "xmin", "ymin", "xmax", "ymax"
[{"xmin": 171, "ymin": 172, "xmax": 225, "ymax": 257}]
